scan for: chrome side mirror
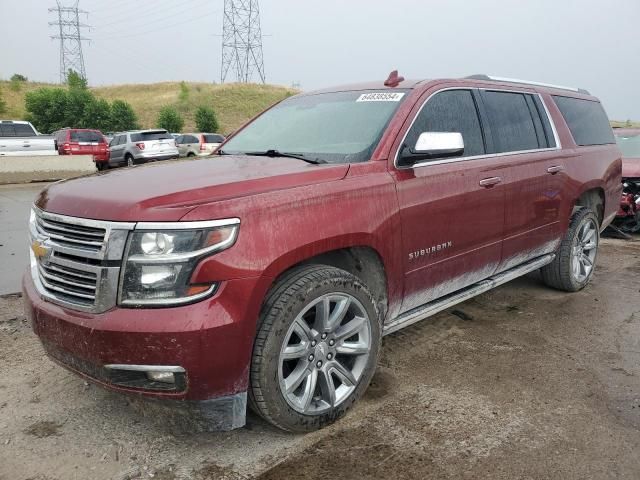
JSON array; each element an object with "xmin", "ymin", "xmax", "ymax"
[
  {"xmin": 400, "ymin": 132, "xmax": 464, "ymax": 166},
  {"xmin": 414, "ymin": 132, "xmax": 464, "ymax": 157}
]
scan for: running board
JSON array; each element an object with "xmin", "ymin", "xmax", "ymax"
[{"xmin": 383, "ymin": 253, "xmax": 555, "ymax": 335}]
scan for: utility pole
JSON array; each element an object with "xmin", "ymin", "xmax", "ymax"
[
  {"xmin": 220, "ymin": 0, "xmax": 265, "ymax": 84},
  {"xmin": 49, "ymin": 1, "xmax": 90, "ymax": 84}
]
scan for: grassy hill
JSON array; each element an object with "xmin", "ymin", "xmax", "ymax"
[
  {"xmin": 1, "ymin": 80, "xmax": 637, "ymax": 133},
  {"xmin": 0, "ymin": 80, "xmax": 296, "ymax": 134}
]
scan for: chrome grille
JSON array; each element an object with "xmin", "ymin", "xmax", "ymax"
[
  {"xmin": 37, "ymin": 261, "xmax": 97, "ymax": 306},
  {"xmin": 35, "ymin": 215, "xmax": 106, "ymax": 252},
  {"xmin": 29, "ymin": 208, "xmax": 135, "ymax": 313}
]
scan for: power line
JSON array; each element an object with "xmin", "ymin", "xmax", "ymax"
[
  {"xmin": 221, "ymin": 0, "xmax": 265, "ymax": 84},
  {"xmin": 49, "ymin": 0, "xmax": 90, "ymax": 83},
  {"xmin": 94, "ymin": 0, "xmax": 199, "ymax": 29},
  {"xmin": 92, "ymin": 9, "xmax": 220, "ymax": 41}
]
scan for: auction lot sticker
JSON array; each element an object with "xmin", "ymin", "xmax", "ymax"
[{"xmin": 356, "ymin": 92, "xmax": 405, "ymax": 102}]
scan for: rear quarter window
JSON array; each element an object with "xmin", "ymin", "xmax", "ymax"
[
  {"xmin": 203, "ymin": 134, "xmax": 225, "ymax": 143},
  {"xmin": 552, "ymin": 96, "xmax": 615, "ymax": 146}
]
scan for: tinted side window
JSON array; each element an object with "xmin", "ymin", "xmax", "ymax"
[
  {"xmin": 552, "ymin": 96, "xmax": 614, "ymax": 146},
  {"xmin": 204, "ymin": 134, "xmax": 225, "ymax": 143},
  {"xmin": 481, "ymin": 91, "xmax": 539, "ymax": 153},
  {"xmin": 14, "ymin": 124, "xmax": 36, "ymax": 136},
  {"xmin": 184, "ymin": 135, "xmax": 199, "ymax": 143},
  {"xmin": 0, "ymin": 124, "xmax": 16, "ymax": 136},
  {"xmin": 405, "ymin": 89, "xmax": 485, "ymax": 158}
]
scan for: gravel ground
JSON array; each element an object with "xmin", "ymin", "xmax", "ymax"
[{"xmin": 1, "ymin": 238, "xmax": 639, "ymax": 480}]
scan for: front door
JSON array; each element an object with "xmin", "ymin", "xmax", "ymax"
[{"xmin": 390, "ymin": 87, "xmax": 506, "ymax": 314}]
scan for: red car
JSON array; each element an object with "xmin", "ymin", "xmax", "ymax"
[
  {"xmin": 24, "ymin": 73, "xmax": 621, "ymax": 432},
  {"xmin": 613, "ymin": 129, "xmax": 640, "ymax": 232},
  {"xmin": 53, "ymin": 128, "xmax": 109, "ymax": 169}
]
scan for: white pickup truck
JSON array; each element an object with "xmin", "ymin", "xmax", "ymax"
[{"xmin": 0, "ymin": 120, "xmax": 57, "ymax": 156}]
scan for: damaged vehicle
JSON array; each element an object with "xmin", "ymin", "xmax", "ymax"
[
  {"xmin": 613, "ymin": 129, "xmax": 640, "ymax": 233},
  {"xmin": 24, "ymin": 72, "xmax": 621, "ymax": 432}
]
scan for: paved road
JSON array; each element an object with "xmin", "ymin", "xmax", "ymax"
[{"xmin": 0, "ymin": 183, "xmax": 50, "ymax": 295}]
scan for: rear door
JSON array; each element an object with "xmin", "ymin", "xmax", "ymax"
[
  {"xmin": 478, "ymin": 89, "xmax": 566, "ymax": 273},
  {"xmin": 390, "ymin": 87, "xmax": 506, "ymax": 313},
  {"xmin": 182, "ymin": 134, "xmax": 199, "ymax": 156}
]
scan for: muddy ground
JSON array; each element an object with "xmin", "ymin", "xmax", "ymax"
[{"xmin": 1, "ymin": 238, "xmax": 639, "ymax": 480}]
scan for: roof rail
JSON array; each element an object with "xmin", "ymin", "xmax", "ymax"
[{"xmin": 465, "ymin": 74, "xmax": 590, "ymax": 95}]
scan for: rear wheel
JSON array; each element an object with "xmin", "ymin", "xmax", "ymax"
[
  {"xmin": 125, "ymin": 154, "xmax": 135, "ymax": 167},
  {"xmin": 541, "ymin": 207, "xmax": 600, "ymax": 292},
  {"xmin": 249, "ymin": 265, "xmax": 381, "ymax": 432}
]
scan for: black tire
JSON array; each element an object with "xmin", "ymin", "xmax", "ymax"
[
  {"xmin": 187, "ymin": 152, "xmax": 196, "ymax": 157},
  {"xmin": 249, "ymin": 265, "xmax": 382, "ymax": 432},
  {"xmin": 125, "ymin": 154, "xmax": 135, "ymax": 167},
  {"xmin": 541, "ymin": 207, "xmax": 600, "ymax": 292}
]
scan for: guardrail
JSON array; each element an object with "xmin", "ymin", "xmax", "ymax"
[{"xmin": 0, "ymin": 155, "xmax": 95, "ymax": 184}]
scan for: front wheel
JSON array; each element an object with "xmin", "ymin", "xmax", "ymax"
[
  {"xmin": 541, "ymin": 207, "xmax": 600, "ymax": 292},
  {"xmin": 249, "ymin": 265, "xmax": 381, "ymax": 432}
]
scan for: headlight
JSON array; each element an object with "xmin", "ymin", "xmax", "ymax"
[{"xmin": 119, "ymin": 219, "xmax": 239, "ymax": 307}]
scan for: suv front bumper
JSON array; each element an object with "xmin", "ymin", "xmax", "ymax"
[{"xmin": 23, "ymin": 272, "xmax": 267, "ymax": 430}]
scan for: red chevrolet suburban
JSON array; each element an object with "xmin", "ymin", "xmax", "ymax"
[{"xmin": 24, "ymin": 73, "xmax": 622, "ymax": 432}]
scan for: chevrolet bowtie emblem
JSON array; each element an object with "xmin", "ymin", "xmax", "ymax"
[{"xmin": 31, "ymin": 239, "xmax": 50, "ymax": 260}]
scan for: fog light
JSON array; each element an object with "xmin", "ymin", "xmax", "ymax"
[{"xmin": 146, "ymin": 371, "xmax": 176, "ymax": 384}]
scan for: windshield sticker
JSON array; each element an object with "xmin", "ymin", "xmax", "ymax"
[{"xmin": 356, "ymin": 92, "xmax": 405, "ymax": 102}]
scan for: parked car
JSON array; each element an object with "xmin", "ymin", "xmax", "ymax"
[
  {"xmin": 52, "ymin": 128, "xmax": 110, "ymax": 170},
  {"xmin": 24, "ymin": 72, "xmax": 621, "ymax": 433},
  {"xmin": 612, "ymin": 129, "xmax": 640, "ymax": 233},
  {"xmin": 176, "ymin": 133, "xmax": 225, "ymax": 157},
  {"xmin": 107, "ymin": 129, "xmax": 179, "ymax": 167},
  {"xmin": 0, "ymin": 120, "xmax": 56, "ymax": 156}
]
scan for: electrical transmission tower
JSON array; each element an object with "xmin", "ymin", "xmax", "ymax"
[
  {"xmin": 220, "ymin": 0, "xmax": 265, "ymax": 84},
  {"xmin": 49, "ymin": 1, "xmax": 90, "ymax": 84}
]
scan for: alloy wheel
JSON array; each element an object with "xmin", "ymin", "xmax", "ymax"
[
  {"xmin": 278, "ymin": 293, "xmax": 372, "ymax": 414},
  {"xmin": 571, "ymin": 218, "xmax": 598, "ymax": 283}
]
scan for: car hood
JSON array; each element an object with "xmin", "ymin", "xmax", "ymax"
[
  {"xmin": 36, "ymin": 156, "xmax": 350, "ymax": 221},
  {"xmin": 622, "ymin": 157, "xmax": 640, "ymax": 179}
]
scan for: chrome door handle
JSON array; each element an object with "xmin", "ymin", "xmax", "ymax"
[
  {"xmin": 547, "ymin": 165, "xmax": 564, "ymax": 174},
  {"xmin": 479, "ymin": 176, "xmax": 502, "ymax": 188}
]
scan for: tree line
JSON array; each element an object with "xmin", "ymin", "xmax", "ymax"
[{"xmin": 13, "ymin": 70, "xmax": 219, "ymax": 134}]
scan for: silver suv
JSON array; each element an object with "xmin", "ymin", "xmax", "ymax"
[{"xmin": 107, "ymin": 129, "xmax": 179, "ymax": 167}]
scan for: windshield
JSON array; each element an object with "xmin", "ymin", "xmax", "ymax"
[
  {"xmin": 615, "ymin": 131, "xmax": 640, "ymax": 157},
  {"xmin": 221, "ymin": 90, "xmax": 408, "ymax": 163}
]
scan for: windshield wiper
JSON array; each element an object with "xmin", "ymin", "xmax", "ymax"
[{"xmin": 244, "ymin": 149, "xmax": 326, "ymax": 164}]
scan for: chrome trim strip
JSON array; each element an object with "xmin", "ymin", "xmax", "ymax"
[
  {"xmin": 383, "ymin": 253, "xmax": 555, "ymax": 335},
  {"xmin": 126, "ymin": 227, "xmax": 239, "ymax": 264},
  {"xmin": 103, "ymin": 364, "xmax": 186, "ymax": 373},
  {"xmin": 135, "ymin": 218, "xmax": 241, "ymax": 230},
  {"xmin": 393, "ymin": 87, "xmax": 562, "ymax": 170},
  {"xmin": 119, "ymin": 283, "xmax": 217, "ymax": 307},
  {"xmin": 33, "ymin": 207, "xmax": 136, "ymax": 231}
]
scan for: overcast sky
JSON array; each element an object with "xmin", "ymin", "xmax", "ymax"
[{"xmin": 1, "ymin": 0, "xmax": 638, "ymax": 119}]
